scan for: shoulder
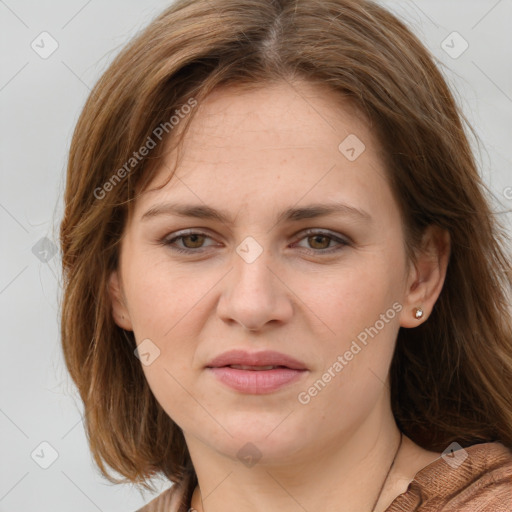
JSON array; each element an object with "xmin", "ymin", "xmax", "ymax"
[{"xmin": 387, "ymin": 441, "xmax": 512, "ymax": 512}]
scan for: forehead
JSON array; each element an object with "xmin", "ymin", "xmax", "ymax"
[
  {"xmin": 131, "ymin": 80, "xmax": 391, "ymax": 222},
  {"xmin": 183, "ymin": 80, "xmax": 369, "ymax": 153}
]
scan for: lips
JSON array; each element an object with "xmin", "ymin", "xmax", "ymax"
[
  {"xmin": 206, "ymin": 349, "xmax": 308, "ymax": 371},
  {"xmin": 206, "ymin": 349, "xmax": 308, "ymax": 394}
]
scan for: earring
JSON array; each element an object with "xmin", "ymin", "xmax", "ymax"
[{"xmin": 413, "ymin": 307, "xmax": 424, "ymax": 319}]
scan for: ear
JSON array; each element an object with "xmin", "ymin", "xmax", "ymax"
[
  {"xmin": 108, "ymin": 270, "xmax": 133, "ymax": 331},
  {"xmin": 400, "ymin": 225, "xmax": 450, "ymax": 328}
]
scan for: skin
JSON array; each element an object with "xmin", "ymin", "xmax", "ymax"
[{"xmin": 109, "ymin": 80, "xmax": 450, "ymax": 512}]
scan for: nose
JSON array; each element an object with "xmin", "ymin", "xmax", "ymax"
[{"xmin": 216, "ymin": 242, "xmax": 293, "ymax": 332}]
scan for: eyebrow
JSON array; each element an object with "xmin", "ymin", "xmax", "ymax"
[{"xmin": 140, "ymin": 201, "xmax": 371, "ymax": 224}]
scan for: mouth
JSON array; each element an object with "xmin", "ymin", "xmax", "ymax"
[
  {"xmin": 205, "ymin": 349, "xmax": 308, "ymax": 371},
  {"xmin": 221, "ymin": 364, "xmax": 292, "ymax": 370},
  {"xmin": 205, "ymin": 350, "xmax": 308, "ymax": 394}
]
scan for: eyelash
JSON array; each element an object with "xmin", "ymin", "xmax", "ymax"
[{"xmin": 160, "ymin": 229, "xmax": 350, "ymax": 255}]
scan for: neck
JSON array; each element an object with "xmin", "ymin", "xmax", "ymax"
[{"xmin": 186, "ymin": 407, "xmax": 408, "ymax": 512}]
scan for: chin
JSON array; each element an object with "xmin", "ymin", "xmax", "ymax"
[{"xmin": 194, "ymin": 418, "xmax": 310, "ymax": 465}]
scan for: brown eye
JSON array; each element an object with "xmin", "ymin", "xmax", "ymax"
[
  {"xmin": 162, "ymin": 230, "xmax": 217, "ymax": 253},
  {"xmin": 294, "ymin": 229, "xmax": 350, "ymax": 254},
  {"xmin": 307, "ymin": 234, "xmax": 331, "ymax": 250},
  {"xmin": 181, "ymin": 234, "xmax": 207, "ymax": 249}
]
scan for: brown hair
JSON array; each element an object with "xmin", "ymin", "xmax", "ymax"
[{"xmin": 59, "ymin": 0, "xmax": 512, "ymax": 503}]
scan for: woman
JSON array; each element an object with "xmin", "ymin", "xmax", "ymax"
[{"xmin": 59, "ymin": 0, "xmax": 512, "ymax": 511}]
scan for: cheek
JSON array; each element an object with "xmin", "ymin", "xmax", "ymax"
[
  {"xmin": 296, "ymin": 280, "xmax": 400, "ymax": 436},
  {"xmin": 124, "ymin": 255, "xmax": 216, "ymax": 339},
  {"xmin": 124, "ymin": 258, "xmax": 217, "ymax": 394},
  {"xmin": 301, "ymin": 257, "xmax": 401, "ymax": 337},
  {"xmin": 130, "ymin": 271, "xmax": 203, "ymax": 428},
  {"xmin": 298, "ymin": 257, "xmax": 402, "ymax": 395}
]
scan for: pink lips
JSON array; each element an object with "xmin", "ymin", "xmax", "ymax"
[{"xmin": 205, "ymin": 349, "xmax": 308, "ymax": 394}]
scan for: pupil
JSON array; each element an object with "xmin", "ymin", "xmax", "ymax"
[
  {"xmin": 185, "ymin": 234, "xmax": 204, "ymax": 248},
  {"xmin": 311, "ymin": 235, "xmax": 328, "ymax": 249}
]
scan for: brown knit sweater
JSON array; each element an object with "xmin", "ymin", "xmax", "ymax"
[{"xmin": 136, "ymin": 441, "xmax": 512, "ymax": 512}]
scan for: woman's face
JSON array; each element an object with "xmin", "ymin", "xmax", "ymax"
[{"xmin": 110, "ymin": 80, "xmax": 419, "ymax": 464}]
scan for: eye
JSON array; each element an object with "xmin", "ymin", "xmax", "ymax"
[
  {"xmin": 160, "ymin": 228, "xmax": 350, "ymax": 255},
  {"xmin": 292, "ymin": 229, "xmax": 350, "ymax": 254},
  {"xmin": 161, "ymin": 230, "xmax": 218, "ymax": 253}
]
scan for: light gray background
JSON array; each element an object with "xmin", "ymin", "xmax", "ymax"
[{"xmin": 1, "ymin": 1, "xmax": 511, "ymax": 511}]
